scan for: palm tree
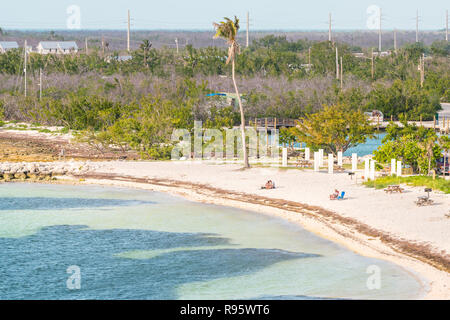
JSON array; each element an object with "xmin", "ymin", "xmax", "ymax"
[
  {"xmin": 213, "ymin": 16, "xmax": 249, "ymax": 168},
  {"xmin": 140, "ymin": 40, "xmax": 152, "ymax": 68},
  {"xmin": 419, "ymin": 136, "xmax": 437, "ymax": 174}
]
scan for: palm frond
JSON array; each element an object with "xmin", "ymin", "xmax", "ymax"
[{"xmin": 213, "ymin": 16, "xmax": 241, "ymax": 64}]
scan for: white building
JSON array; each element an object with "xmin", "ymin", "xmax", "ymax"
[
  {"xmin": 36, "ymin": 41, "xmax": 78, "ymax": 55},
  {"xmin": 0, "ymin": 41, "xmax": 19, "ymax": 53},
  {"xmin": 352, "ymin": 52, "xmax": 365, "ymax": 58},
  {"xmin": 372, "ymin": 51, "xmax": 392, "ymax": 57}
]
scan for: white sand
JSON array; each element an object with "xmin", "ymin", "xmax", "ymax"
[{"xmin": 64, "ymin": 160, "xmax": 450, "ymax": 299}]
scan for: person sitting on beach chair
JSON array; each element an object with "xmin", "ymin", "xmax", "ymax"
[
  {"xmin": 337, "ymin": 191, "xmax": 346, "ymax": 200},
  {"xmin": 261, "ymin": 180, "xmax": 275, "ymax": 190},
  {"xmin": 329, "ymin": 189, "xmax": 340, "ymax": 200}
]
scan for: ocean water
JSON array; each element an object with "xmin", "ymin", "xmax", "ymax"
[
  {"xmin": 288, "ymin": 133, "xmax": 386, "ymax": 157},
  {"xmin": 344, "ymin": 133, "xmax": 386, "ymax": 157},
  {"xmin": 0, "ymin": 183, "xmax": 423, "ymax": 300}
]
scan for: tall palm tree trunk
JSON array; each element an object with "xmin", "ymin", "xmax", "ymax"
[{"xmin": 232, "ymin": 59, "xmax": 249, "ymax": 168}]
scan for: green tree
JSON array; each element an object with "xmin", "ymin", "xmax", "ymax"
[
  {"xmin": 293, "ymin": 103, "xmax": 374, "ymax": 156},
  {"xmin": 213, "ymin": 16, "xmax": 249, "ymax": 168},
  {"xmin": 140, "ymin": 40, "xmax": 152, "ymax": 68},
  {"xmin": 279, "ymin": 127, "xmax": 298, "ymax": 149},
  {"xmin": 439, "ymin": 136, "xmax": 450, "ymax": 176},
  {"xmin": 374, "ymin": 121, "xmax": 441, "ymax": 174}
]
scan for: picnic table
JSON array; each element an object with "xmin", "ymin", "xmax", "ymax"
[
  {"xmin": 384, "ymin": 185, "xmax": 404, "ymax": 193},
  {"xmin": 333, "ymin": 165, "xmax": 345, "ymax": 172},
  {"xmin": 296, "ymin": 160, "xmax": 312, "ymax": 168}
]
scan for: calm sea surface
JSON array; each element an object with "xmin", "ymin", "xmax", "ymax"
[{"xmin": 0, "ymin": 183, "xmax": 423, "ymax": 300}]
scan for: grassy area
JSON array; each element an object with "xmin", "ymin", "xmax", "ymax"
[
  {"xmin": 342, "ymin": 163, "xmax": 366, "ymax": 170},
  {"xmin": 0, "ymin": 121, "xmax": 70, "ymax": 134},
  {"xmin": 364, "ymin": 176, "xmax": 450, "ymax": 194}
]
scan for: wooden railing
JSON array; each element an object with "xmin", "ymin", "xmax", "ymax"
[{"xmin": 246, "ymin": 118, "xmax": 298, "ymax": 128}]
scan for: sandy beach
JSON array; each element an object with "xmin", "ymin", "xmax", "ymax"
[{"xmin": 48, "ymin": 160, "xmax": 449, "ymax": 299}]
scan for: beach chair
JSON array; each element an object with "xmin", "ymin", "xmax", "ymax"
[
  {"xmin": 337, "ymin": 192, "xmax": 345, "ymax": 200},
  {"xmin": 261, "ymin": 181, "xmax": 275, "ymax": 190},
  {"xmin": 415, "ymin": 196, "xmax": 434, "ymax": 207}
]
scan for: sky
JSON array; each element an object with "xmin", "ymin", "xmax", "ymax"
[{"xmin": 0, "ymin": 0, "xmax": 448, "ymax": 31}]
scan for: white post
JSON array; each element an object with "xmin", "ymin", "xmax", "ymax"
[
  {"xmin": 314, "ymin": 152, "xmax": 320, "ymax": 172},
  {"xmin": 319, "ymin": 149, "xmax": 324, "ymax": 167},
  {"xmin": 397, "ymin": 161, "xmax": 402, "ymax": 177},
  {"xmin": 282, "ymin": 148, "xmax": 288, "ymax": 167},
  {"xmin": 305, "ymin": 147, "xmax": 310, "ymax": 161},
  {"xmin": 338, "ymin": 151, "xmax": 343, "ymax": 167},
  {"xmin": 364, "ymin": 158, "xmax": 370, "ymax": 181},
  {"xmin": 246, "ymin": 11, "xmax": 250, "ymax": 48},
  {"xmin": 24, "ymin": 40, "xmax": 27, "ymax": 97},
  {"xmin": 328, "ymin": 154, "xmax": 334, "ymax": 174},
  {"xmin": 352, "ymin": 153, "xmax": 357, "ymax": 172},
  {"xmin": 127, "ymin": 9, "xmax": 131, "ymax": 52},
  {"xmin": 391, "ymin": 159, "xmax": 396, "ymax": 176},
  {"xmin": 370, "ymin": 160, "xmax": 376, "ymax": 180}
]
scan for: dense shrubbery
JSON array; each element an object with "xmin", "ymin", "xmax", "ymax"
[
  {"xmin": 373, "ymin": 122, "xmax": 444, "ymax": 174},
  {"xmin": 0, "ymin": 35, "xmax": 448, "ymax": 159}
]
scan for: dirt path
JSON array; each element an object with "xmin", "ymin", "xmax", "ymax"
[{"xmin": 0, "ymin": 130, "xmax": 138, "ymax": 162}]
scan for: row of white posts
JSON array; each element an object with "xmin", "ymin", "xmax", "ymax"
[{"xmin": 281, "ymin": 147, "xmax": 402, "ymax": 180}]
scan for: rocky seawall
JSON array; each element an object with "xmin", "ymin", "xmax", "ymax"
[{"xmin": 0, "ymin": 161, "xmax": 98, "ymax": 182}]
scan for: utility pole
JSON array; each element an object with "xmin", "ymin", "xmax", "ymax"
[
  {"xmin": 308, "ymin": 47, "xmax": 311, "ymax": 66},
  {"xmin": 39, "ymin": 68, "xmax": 42, "ymax": 101},
  {"xmin": 85, "ymin": 37, "xmax": 88, "ymax": 54},
  {"xmin": 371, "ymin": 48, "xmax": 374, "ymax": 79},
  {"xmin": 446, "ymin": 10, "xmax": 448, "ymax": 41},
  {"xmin": 101, "ymin": 35, "xmax": 105, "ymax": 56},
  {"xmin": 420, "ymin": 53, "xmax": 425, "ymax": 88},
  {"xmin": 246, "ymin": 11, "xmax": 249, "ymax": 48},
  {"xmin": 378, "ymin": 8, "xmax": 382, "ymax": 52},
  {"xmin": 394, "ymin": 29, "xmax": 397, "ymax": 53},
  {"xmin": 416, "ymin": 10, "xmax": 419, "ymax": 43},
  {"xmin": 127, "ymin": 9, "xmax": 131, "ymax": 52},
  {"xmin": 336, "ymin": 47, "xmax": 339, "ymax": 79},
  {"xmin": 24, "ymin": 40, "xmax": 27, "ymax": 97},
  {"xmin": 340, "ymin": 56, "xmax": 343, "ymax": 89},
  {"xmin": 175, "ymin": 38, "xmax": 179, "ymax": 54},
  {"xmin": 329, "ymin": 13, "xmax": 332, "ymax": 42}
]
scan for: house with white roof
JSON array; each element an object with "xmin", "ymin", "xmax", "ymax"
[
  {"xmin": 0, "ymin": 41, "xmax": 19, "ymax": 53},
  {"xmin": 36, "ymin": 41, "xmax": 78, "ymax": 55}
]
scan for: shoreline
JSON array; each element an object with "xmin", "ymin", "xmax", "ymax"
[{"xmin": 44, "ymin": 172, "xmax": 449, "ymax": 299}]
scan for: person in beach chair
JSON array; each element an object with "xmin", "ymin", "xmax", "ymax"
[
  {"xmin": 261, "ymin": 180, "xmax": 276, "ymax": 190},
  {"xmin": 329, "ymin": 189, "xmax": 340, "ymax": 200},
  {"xmin": 337, "ymin": 192, "xmax": 346, "ymax": 200}
]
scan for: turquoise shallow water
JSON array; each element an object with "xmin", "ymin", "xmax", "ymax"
[
  {"xmin": 290, "ymin": 134, "xmax": 386, "ymax": 157},
  {"xmin": 0, "ymin": 183, "xmax": 423, "ymax": 300}
]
